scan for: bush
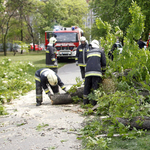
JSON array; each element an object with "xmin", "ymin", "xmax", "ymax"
[{"xmin": 0, "ymin": 57, "xmax": 35, "ymax": 114}]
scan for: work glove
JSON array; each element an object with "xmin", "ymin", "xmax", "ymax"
[
  {"xmin": 54, "ymin": 62, "xmax": 57, "ymax": 66},
  {"xmin": 76, "ymin": 61, "xmax": 78, "ymax": 66},
  {"xmin": 47, "ymin": 92, "xmax": 53, "ymax": 99}
]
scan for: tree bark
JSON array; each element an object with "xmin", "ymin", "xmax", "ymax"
[
  {"xmin": 51, "ymin": 93, "xmax": 73, "ymax": 105},
  {"xmin": 51, "ymin": 87, "xmax": 84, "ymax": 105},
  {"xmin": 116, "ymin": 116, "xmax": 150, "ymax": 130}
]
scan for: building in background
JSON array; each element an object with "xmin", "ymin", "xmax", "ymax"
[
  {"xmin": 83, "ymin": 0, "xmax": 96, "ymax": 43},
  {"xmin": 84, "ymin": 0, "xmax": 95, "ymax": 29}
]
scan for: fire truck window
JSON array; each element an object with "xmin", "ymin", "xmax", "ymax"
[
  {"xmin": 55, "ymin": 33, "xmax": 78, "ymax": 42},
  {"xmin": 47, "ymin": 33, "xmax": 50, "ymax": 39}
]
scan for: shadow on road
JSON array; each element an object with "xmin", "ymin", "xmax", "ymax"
[{"xmin": 58, "ymin": 57, "xmax": 75, "ymax": 63}]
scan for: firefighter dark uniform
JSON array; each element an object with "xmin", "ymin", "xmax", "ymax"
[
  {"xmin": 75, "ymin": 42, "xmax": 89, "ymax": 79},
  {"xmin": 46, "ymin": 44, "xmax": 58, "ymax": 73},
  {"xmin": 35, "ymin": 68, "xmax": 66, "ymax": 106},
  {"xmin": 83, "ymin": 41, "xmax": 106, "ymax": 106}
]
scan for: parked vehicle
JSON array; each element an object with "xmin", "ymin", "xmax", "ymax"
[
  {"xmin": 12, "ymin": 43, "xmax": 29, "ymax": 52},
  {"xmin": 116, "ymin": 42, "xmax": 123, "ymax": 54},
  {"xmin": 39, "ymin": 43, "xmax": 46, "ymax": 51},
  {"xmin": 30, "ymin": 44, "xmax": 42, "ymax": 51}
]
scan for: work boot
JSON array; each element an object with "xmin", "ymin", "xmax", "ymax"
[
  {"xmin": 91, "ymin": 100, "xmax": 97, "ymax": 106},
  {"xmin": 83, "ymin": 99, "xmax": 89, "ymax": 105},
  {"xmin": 36, "ymin": 102, "xmax": 42, "ymax": 106}
]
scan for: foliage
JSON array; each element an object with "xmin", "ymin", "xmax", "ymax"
[
  {"xmin": 80, "ymin": 1, "xmax": 150, "ymax": 149},
  {"xmin": 0, "ymin": 57, "xmax": 35, "ymax": 104},
  {"xmin": 89, "ymin": 0, "xmax": 150, "ymax": 41},
  {"xmin": 60, "ymin": 0, "xmax": 88, "ymax": 28},
  {"xmin": 39, "ymin": 0, "xmax": 64, "ymax": 32},
  {"xmin": 36, "ymin": 123, "xmax": 49, "ymax": 131},
  {"xmin": 13, "ymin": 40, "xmax": 30, "ymax": 53},
  {"xmin": 67, "ymin": 77, "xmax": 83, "ymax": 94},
  {"xmin": 71, "ymin": 96, "xmax": 82, "ymax": 104},
  {"xmin": 83, "ymin": 108, "xmax": 94, "ymax": 116},
  {"xmin": 0, "ymin": 102, "xmax": 8, "ymax": 115},
  {"xmin": 96, "ymin": 18, "xmax": 123, "ymax": 55}
]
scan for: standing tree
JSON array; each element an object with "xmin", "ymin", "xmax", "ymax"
[
  {"xmin": 0, "ymin": 0, "xmax": 20, "ymax": 56},
  {"xmin": 60, "ymin": 0, "xmax": 88, "ymax": 28},
  {"xmin": 89, "ymin": 0, "xmax": 150, "ymax": 41}
]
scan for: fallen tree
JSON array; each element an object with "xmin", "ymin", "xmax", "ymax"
[
  {"xmin": 116, "ymin": 116, "xmax": 150, "ymax": 130},
  {"xmin": 51, "ymin": 87, "xmax": 84, "ymax": 105}
]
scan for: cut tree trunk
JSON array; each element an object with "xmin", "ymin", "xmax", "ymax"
[
  {"xmin": 116, "ymin": 116, "xmax": 150, "ymax": 130},
  {"xmin": 51, "ymin": 93, "xmax": 72, "ymax": 105},
  {"xmin": 51, "ymin": 87, "xmax": 84, "ymax": 105}
]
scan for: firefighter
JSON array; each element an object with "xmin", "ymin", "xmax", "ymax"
[
  {"xmin": 108, "ymin": 43, "xmax": 117, "ymax": 61},
  {"xmin": 75, "ymin": 36, "xmax": 89, "ymax": 80},
  {"xmin": 83, "ymin": 40, "xmax": 106, "ymax": 106},
  {"xmin": 35, "ymin": 68, "xmax": 66, "ymax": 106},
  {"xmin": 137, "ymin": 38, "xmax": 146, "ymax": 49},
  {"xmin": 46, "ymin": 37, "xmax": 58, "ymax": 73}
]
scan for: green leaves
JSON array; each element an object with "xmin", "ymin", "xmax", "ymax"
[
  {"xmin": 0, "ymin": 58, "xmax": 35, "ymax": 104},
  {"xmin": 36, "ymin": 123, "xmax": 49, "ymax": 131},
  {"xmin": 127, "ymin": 1, "xmax": 145, "ymax": 41}
]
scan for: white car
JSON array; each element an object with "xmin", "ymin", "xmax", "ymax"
[{"xmin": 116, "ymin": 42, "xmax": 123, "ymax": 54}]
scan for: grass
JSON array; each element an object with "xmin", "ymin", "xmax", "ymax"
[
  {"xmin": 107, "ymin": 134, "xmax": 150, "ymax": 150},
  {"xmin": 0, "ymin": 51, "xmax": 68, "ymax": 76}
]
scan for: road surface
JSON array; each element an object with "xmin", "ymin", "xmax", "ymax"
[{"xmin": 0, "ymin": 62, "xmax": 85, "ymax": 150}]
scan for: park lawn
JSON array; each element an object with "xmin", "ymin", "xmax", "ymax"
[{"xmin": 0, "ymin": 51, "xmax": 66, "ymax": 76}]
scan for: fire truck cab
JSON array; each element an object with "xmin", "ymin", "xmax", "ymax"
[{"xmin": 45, "ymin": 26, "xmax": 83, "ymax": 59}]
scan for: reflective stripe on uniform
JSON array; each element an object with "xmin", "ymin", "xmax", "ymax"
[
  {"xmin": 79, "ymin": 49, "xmax": 83, "ymax": 52},
  {"xmin": 35, "ymin": 76, "xmax": 41, "ymax": 82},
  {"xmin": 44, "ymin": 88, "xmax": 50, "ymax": 94},
  {"xmin": 36, "ymin": 94, "xmax": 42, "ymax": 98},
  {"xmin": 85, "ymin": 71, "xmax": 102, "ymax": 77},
  {"xmin": 87, "ymin": 52, "xmax": 101, "ymax": 58},
  {"xmin": 51, "ymin": 58, "xmax": 56, "ymax": 61},
  {"xmin": 83, "ymin": 95, "xmax": 88, "ymax": 99},
  {"xmin": 78, "ymin": 63, "xmax": 86, "ymax": 67},
  {"xmin": 75, "ymin": 57, "xmax": 78, "ymax": 61},
  {"xmin": 46, "ymin": 50, "xmax": 49, "ymax": 53},
  {"xmin": 40, "ymin": 69, "xmax": 50, "ymax": 75},
  {"xmin": 46, "ymin": 65, "xmax": 58, "ymax": 68},
  {"xmin": 61, "ymin": 86, "xmax": 66, "ymax": 90}
]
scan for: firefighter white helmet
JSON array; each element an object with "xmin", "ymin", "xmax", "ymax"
[
  {"xmin": 47, "ymin": 73, "xmax": 58, "ymax": 86},
  {"xmin": 91, "ymin": 40, "xmax": 99, "ymax": 48},
  {"xmin": 49, "ymin": 37, "xmax": 57, "ymax": 44},
  {"xmin": 80, "ymin": 36, "xmax": 86, "ymax": 42}
]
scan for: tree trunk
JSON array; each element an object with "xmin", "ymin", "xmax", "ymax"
[
  {"xmin": 51, "ymin": 93, "xmax": 73, "ymax": 105},
  {"xmin": 3, "ymin": 38, "xmax": 7, "ymax": 56},
  {"xmin": 51, "ymin": 87, "xmax": 84, "ymax": 105},
  {"xmin": 20, "ymin": 29, "xmax": 23, "ymax": 54},
  {"xmin": 116, "ymin": 116, "xmax": 150, "ymax": 130}
]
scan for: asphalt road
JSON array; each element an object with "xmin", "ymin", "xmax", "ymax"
[{"xmin": 58, "ymin": 61, "xmax": 81, "ymax": 87}]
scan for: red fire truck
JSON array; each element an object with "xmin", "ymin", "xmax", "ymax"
[{"xmin": 45, "ymin": 26, "xmax": 84, "ymax": 59}]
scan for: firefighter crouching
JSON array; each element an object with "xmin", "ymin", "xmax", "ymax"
[
  {"xmin": 46, "ymin": 37, "xmax": 58, "ymax": 73},
  {"xmin": 35, "ymin": 68, "xmax": 66, "ymax": 106},
  {"xmin": 75, "ymin": 36, "xmax": 89, "ymax": 80},
  {"xmin": 83, "ymin": 40, "xmax": 106, "ymax": 106}
]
